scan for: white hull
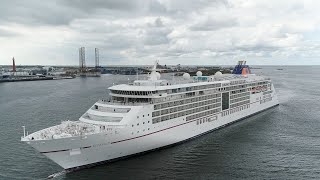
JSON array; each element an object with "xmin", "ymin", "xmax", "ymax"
[
  {"xmin": 22, "ymin": 62, "xmax": 279, "ymax": 170},
  {"xmin": 26, "ymin": 94, "xmax": 278, "ymax": 169}
]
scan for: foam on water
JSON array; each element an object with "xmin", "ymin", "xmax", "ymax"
[{"xmin": 47, "ymin": 170, "xmax": 66, "ymax": 179}]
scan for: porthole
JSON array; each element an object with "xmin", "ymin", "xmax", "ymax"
[
  {"xmin": 132, "ymin": 125, "xmax": 134, "ymax": 127},
  {"xmin": 143, "ymin": 115, "xmax": 145, "ymax": 117},
  {"xmin": 137, "ymin": 123, "xmax": 139, "ymax": 126}
]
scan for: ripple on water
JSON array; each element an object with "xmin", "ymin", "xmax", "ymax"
[{"xmin": 1, "ymin": 67, "xmax": 320, "ymax": 179}]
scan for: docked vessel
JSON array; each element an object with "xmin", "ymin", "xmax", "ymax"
[{"xmin": 21, "ymin": 61, "xmax": 279, "ymax": 170}]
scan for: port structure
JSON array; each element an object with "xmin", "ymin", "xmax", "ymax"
[
  {"xmin": 78, "ymin": 47, "xmax": 101, "ymax": 77},
  {"xmin": 95, "ymin": 48, "xmax": 99, "ymax": 70},
  {"xmin": 79, "ymin": 47, "xmax": 86, "ymax": 76},
  {"xmin": 12, "ymin": 57, "xmax": 16, "ymax": 73}
]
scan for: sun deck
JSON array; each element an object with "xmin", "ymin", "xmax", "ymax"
[{"xmin": 21, "ymin": 121, "xmax": 101, "ymax": 141}]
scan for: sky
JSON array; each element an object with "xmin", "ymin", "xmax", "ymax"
[{"xmin": 1, "ymin": 0, "xmax": 320, "ymax": 66}]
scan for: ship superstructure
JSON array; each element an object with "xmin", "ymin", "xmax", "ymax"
[{"xmin": 21, "ymin": 61, "xmax": 279, "ymax": 170}]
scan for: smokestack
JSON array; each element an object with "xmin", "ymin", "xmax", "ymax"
[{"xmin": 12, "ymin": 57, "xmax": 16, "ymax": 72}]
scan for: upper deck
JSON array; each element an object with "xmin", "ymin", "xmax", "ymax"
[
  {"xmin": 103, "ymin": 73, "xmax": 271, "ymax": 107},
  {"xmin": 109, "ymin": 74, "xmax": 269, "ymax": 94},
  {"xmin": 96, "ymin": 60, "xmax": 272, "ymax": 112},
  {"xmin": 108, "ymin": 60, "xmax": 266, "ymax": 97}
]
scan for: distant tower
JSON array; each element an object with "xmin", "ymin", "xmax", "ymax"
[
  {"xmin": 79, "ymin": 47, "xmax": 86, "ymax": 73},
  {"xmin": 95, "ymin": 48, "xmax": 99, "ymax": 69},
  {"xmin": 12, "ymin": 57, "xmax": 16, "ymax": 72}
]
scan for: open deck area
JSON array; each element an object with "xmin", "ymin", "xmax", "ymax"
[{"xmin": 22, "ymin": 121, "xmax": 100, "ymax": 141}]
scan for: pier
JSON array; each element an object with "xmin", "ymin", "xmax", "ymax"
[{"xmin": 0, "ymin": 57, "xmax": 76, "ymax": 83}]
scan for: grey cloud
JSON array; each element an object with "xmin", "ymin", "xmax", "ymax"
[
  {"xmin": 154, "ymin": 17, "xmax": 164, "ymax": 27},
  {"xmin": 0, "ymin": 0, "xmax": 164, "ymax": 26},
  {"xmin": 144, "ymin": 18, "xmax": 171, "ymax": 45},
  {"xmin": 190, "ymin": 16, "xmax": 238, "ymax": 31},
  {"xmin": 104, "ymin": 35, "xmax": 136, "ymax": 49},
  {"xmin": 143, "ymin": 28, "xmax": 171, "ymax": 46},
  {"xmin": 0, "ymin": 28, "xmax": 20, "ymax": 37},
  {"xmin": 63, "ymin": 0, "xmax": 138, "ymax": 11},
  {"xmin": 236, "ymin": 44, "xmax": 280, "ymax": 52},
  {"xmin": 0, "ymin": 1, "xmax": 85, "ymax": 26},
  {"xmin": 0, "ymin": 0, "xmax": 227, "ymax": 26},
  {"xmin": 0, "ymin": 0, "xmax": 317, "ymax": 65},
  {"xmin": 0, "ymin": 0, "xmax": 142, "ymax": 26},
  {"xmin": 162, "ymin": 0, "xmax": 227, "ymax": 13}
]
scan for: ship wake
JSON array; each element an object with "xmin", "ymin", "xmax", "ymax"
[{"xmin": 47, "ymin": 170, "xmax": 67, "ymax": 179}]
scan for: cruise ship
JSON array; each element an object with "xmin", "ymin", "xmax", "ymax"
[{"xmin": 21, "ymin": 61, "xmax": 279, "ymax": 170}]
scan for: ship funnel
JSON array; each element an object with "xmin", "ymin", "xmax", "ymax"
[{"xmin": 232, "ymin": 60, "xmax": 251, "ymax": 75}]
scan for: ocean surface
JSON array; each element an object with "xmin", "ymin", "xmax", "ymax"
[{"xmin": 1, "ymin": 66, "xmax": 320, "ymax": 180}]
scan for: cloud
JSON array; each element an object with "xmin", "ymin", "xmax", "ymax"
[
  {"xmin": 190, "ymin": 16, "xmax": 238, "ymax": 31},
  {"xmin": 0, "ymin": 1, "xmax": 83, "ymax": 26},
  {"xmin": 0, "ymin": 0, "xmax": 320, "ymax": 65},
  {"xmin": 0, "ymin": 28, "xmax": 20, "ymax": 37}
]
